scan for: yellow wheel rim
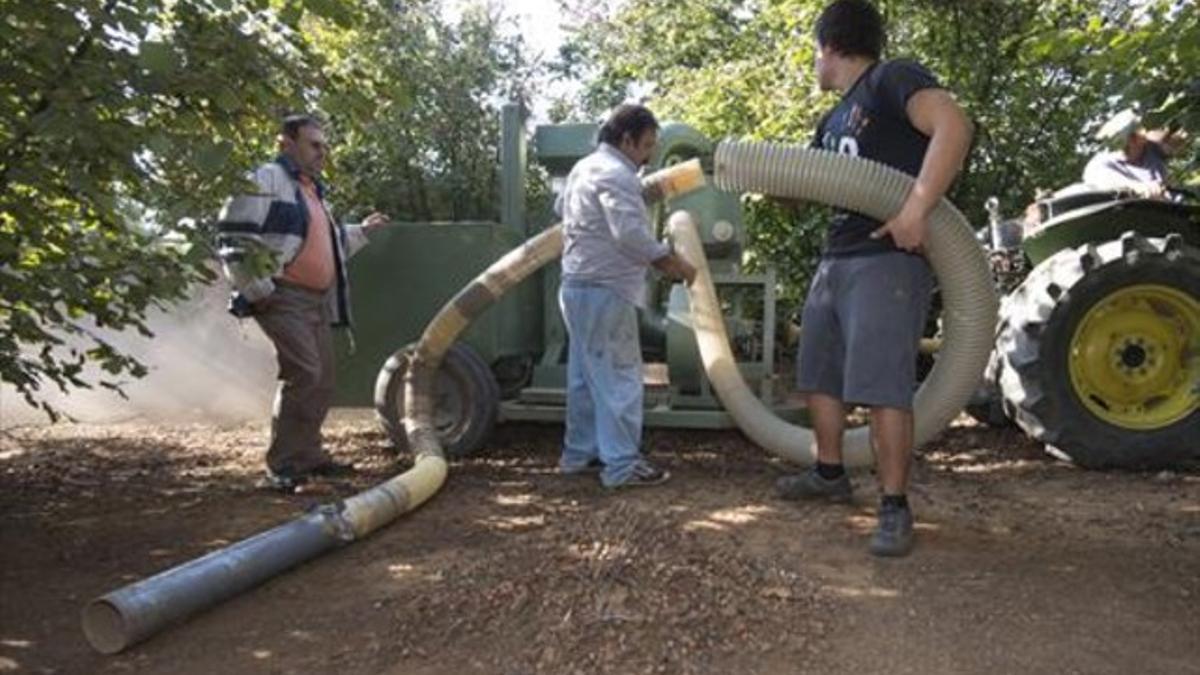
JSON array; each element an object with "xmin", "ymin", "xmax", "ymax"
[{"xmin": 1069, "ymin": 283, "xmax": 1200, "ymax": 429}]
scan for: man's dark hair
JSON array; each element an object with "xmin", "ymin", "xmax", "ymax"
[
  {"xmin": 815, "ymin": 0, "xmax": 885, "ymax": 60},
  {"xmin": 281, "ymin": 114, "xmax": 322, "ymax": 139},
  {"xmin": 597, "ymin": 104, "xmax": 659, "ymax": 146}
]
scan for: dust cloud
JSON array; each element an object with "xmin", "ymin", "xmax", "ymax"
[{"xmin": 1, "ymin": 282, "xmax": 278, "ymax": 427}]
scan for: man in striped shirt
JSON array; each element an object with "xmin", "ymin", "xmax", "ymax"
[{"xmin": 217, "ymin": 115, "xmax": 389, "ymax": 493}]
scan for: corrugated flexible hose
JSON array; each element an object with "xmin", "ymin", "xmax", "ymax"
[{"xmin": 692, "ymin": 139, "xmax": 997, "ymax": 466}]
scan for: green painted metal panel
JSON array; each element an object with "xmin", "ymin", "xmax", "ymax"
[
  {"xmin": 651, "ymin": 122, "xmax": 713, "ymax": 169},
  {"xmin": 500, "ymin": 103, "xmax": 527, "ymax": 237},
  {"xmin": 666, "ymin": 285, "xmax": 703, "ymax": 394},
  {"xmin": 656, "ymin": 187, "xmax": 745, "ymax": 269},
  {"xmin": 333, "ymin": 222, "xmax": 542, "ymax": 406},
  {"xmin": 533, "ymin": 123, "xmax": 598, "ymax": 176},
  {"xmin": 1023, "ymin": 200, "xmax": 1199, "ymax": 265}
]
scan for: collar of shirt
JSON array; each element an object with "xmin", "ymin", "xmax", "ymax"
[
  {"xmin": 274, "ymin": 154, "xmax": 327, "ymax": 200},
  {"xmin": 1138, "ymin": 141, "xmax": 1166, "ymax": 168},
  {"xmin": 597, "ymin": 142, "xmax": 639, "ymax": 174}
]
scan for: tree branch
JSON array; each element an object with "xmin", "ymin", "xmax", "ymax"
[{"xmin": 0, "ymin": 0, "xmax": 120, "ymax": 191}]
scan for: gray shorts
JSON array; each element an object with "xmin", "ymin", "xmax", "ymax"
[{"xmin": 795, "ymin": 252, "xmax": 933, "ymax": 410}]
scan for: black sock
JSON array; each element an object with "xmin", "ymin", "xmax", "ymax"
[
  {"xmin": 881, "ymin": 494, "xmax": 909, "ymax": 510},
  {"xmin": 815, "ymin": 461, "xmax": 845, "ymax": 480}
]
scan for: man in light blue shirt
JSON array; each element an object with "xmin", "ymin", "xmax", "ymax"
[{"xmin": 558, "ymin": 104, "xmax": 696, "ymax": 488}]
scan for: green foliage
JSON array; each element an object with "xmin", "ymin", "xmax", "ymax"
[
  {"xmin": 1040, "ymin": 0, "xmax": 1200, "ymax": 182},
  {"xmin": 556, "ymin": 0, "xmax": 1200, "ymax": 307},
  {"xmin": 1, "ymin": 0, "xmax": 314, "ymax": 418},
  {"xmin": 313, "ymin": 2, "xmax": 538, "ymax": 224},
  {"xmin": 743, "ymin": 199, "xmax": 828, "ymax": 312}
]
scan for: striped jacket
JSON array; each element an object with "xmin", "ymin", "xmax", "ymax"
[{"xmin": 216, "ymin": 156, "xmax": 368, "ymax": 325}]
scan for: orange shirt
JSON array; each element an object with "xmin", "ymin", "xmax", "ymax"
[{"xmin": 281, "ymin": 176, "xmax": 336, "ymax": 291}]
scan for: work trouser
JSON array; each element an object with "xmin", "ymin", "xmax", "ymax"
[
  {"xmin": 796, "ymin": 251, "xmax": 933, "ymax": 409},
  {"xmin": 253, "ymin": 281, "xmax": 336, "ymax": 475},
  {"xmin": 558, "ymin": 281, "xmax": 644, "ymax": 487}
]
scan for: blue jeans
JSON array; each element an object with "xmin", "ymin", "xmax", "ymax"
[{"xmin": 559, "ymin": 281, "xmax": 644, "ymax": 486}]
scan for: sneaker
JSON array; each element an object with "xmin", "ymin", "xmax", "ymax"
[
  {"xmin": 561, "ymin": 457, "xmax": 604, "ymax": 476},
  {"xmin": 256, "ymin": 470, "xmax": 309, "ymax": 494},
  {"xmin": 869, "ymin": 502, "xmax": 915, "ymax": 557},
  {"xmin": 775, "ymin": 468, "xmax": 853, "ymax": 503},
  {"xmin": 605, "ymin": 460, "xmax": 670, "ymax": 489},
  {"xmin": 309, "ymin": 460, "xmax": 356, "ymax": 478}
]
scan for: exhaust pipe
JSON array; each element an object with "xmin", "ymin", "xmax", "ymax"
[{"xmin": 82, "ymin": 505, "xmax": 351, "ymax": 654}]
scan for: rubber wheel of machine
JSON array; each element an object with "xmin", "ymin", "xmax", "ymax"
[
  {"xmin": 996, "ymin": 232, "xmax": 1200, "ymax": 468},
  {"xmin": 373, "ymin": 342, "xmax": 499, "ymax": 458}
]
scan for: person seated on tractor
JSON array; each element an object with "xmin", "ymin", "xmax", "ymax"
[{"xmin": 1083, "ymin": 108, "xmax": 1190, "ymax": 200}]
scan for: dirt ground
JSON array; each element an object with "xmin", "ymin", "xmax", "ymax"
[{"xmin": 1, "ymin": 411, "xmax": 1198, "ymax": 675}]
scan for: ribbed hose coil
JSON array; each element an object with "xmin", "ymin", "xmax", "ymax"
[{"xmin": 706, "ymin": 140, "xmax": 998, "ymax": 466}]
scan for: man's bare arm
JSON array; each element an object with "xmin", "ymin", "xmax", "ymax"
[{"xmin": 871, "ymin": 88, "xmax": 974, "ymax": 251}]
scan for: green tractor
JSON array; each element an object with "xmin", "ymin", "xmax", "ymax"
[{"xmin": 968, "ymin": 185, "xmax": 1200, "ymax": 468}]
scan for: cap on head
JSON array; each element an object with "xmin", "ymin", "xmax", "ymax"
[{"xmin": 1095, "ymin": 108, "xmax": 1140, "ymax": 147}]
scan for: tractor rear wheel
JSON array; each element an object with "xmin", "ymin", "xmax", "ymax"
[
  {"xmin": 374, "ymin": 342, "xmax": 499, "ymax": 458},
  {"xmin": 997, "ymin": 232, "xmax": 1200, "ymax": 468}
]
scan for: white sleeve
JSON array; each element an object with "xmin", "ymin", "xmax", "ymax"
[{"xmin": 597, "ymin": 175, "xmax": 670, "ymax": 264}]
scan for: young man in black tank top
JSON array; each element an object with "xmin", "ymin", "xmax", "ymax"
[{"xmin": 776, "ymin": 0, "xmax": 974, "ymax": 557}]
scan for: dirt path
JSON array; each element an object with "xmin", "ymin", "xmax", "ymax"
[{"xmin": 2, "ymin": 413, "xmax": 1198, "ymax": 674}]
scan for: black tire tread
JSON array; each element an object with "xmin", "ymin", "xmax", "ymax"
[{"xmin": 373, "ymin": 342, "xmax": 499, "ymax": 458}]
